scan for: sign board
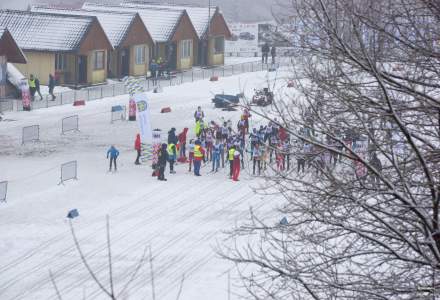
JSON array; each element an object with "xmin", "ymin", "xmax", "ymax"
[{"xmin": 225, "ymin": 23, "xmax": 259, "ymax": 55}]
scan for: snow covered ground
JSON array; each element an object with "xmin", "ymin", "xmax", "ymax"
[{"xmin": 0, "ymin": 69, "xmax": 293, "ymax": 299}]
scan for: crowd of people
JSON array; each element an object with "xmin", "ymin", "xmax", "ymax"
[
  {"xmin": 106, "ymin": 104, "xmax": 381, "ymax": 182},
  {"xmin": 151, "ymin": 106, "xmax": 298, "ymax": 182}
]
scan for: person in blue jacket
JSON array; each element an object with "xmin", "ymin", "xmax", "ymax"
[
  {"xmin": 107, "ymin": 145, "xmax": 119, "ymax": 172},
  {"xmin": 212, "ymin": 141, "xmax": 221, "ymax": 172}
]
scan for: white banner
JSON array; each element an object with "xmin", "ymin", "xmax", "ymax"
[{"xmin": 134, "ymin": 93, "xmax": 152, "ymax": 144}]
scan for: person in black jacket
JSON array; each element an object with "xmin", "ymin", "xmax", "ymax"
[
  {"xmin": 157, "ymin": 143, "xmax": 169, "ymax": 181},
  {"xmin": 48, "ymin": 74, "xmax": 56, "ymax": 101}
]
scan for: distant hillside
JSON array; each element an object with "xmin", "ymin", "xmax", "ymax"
[{"xmin": 0, "ymin": 0, "xmax": 279, "ymax": 22}]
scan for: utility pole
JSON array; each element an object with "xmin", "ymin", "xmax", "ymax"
[{"xmin": 206, "ymin": 0, "xmax": 212, "ymax": 66}]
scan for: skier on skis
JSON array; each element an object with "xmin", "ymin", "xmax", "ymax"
[
  {"xmin": 212, "ymin": 140, "xmax": 221, "ymax": 172},
  {"xmin": 205, "ymin": 129, "xmax": 213, "ymax": 161},
  {"xmin": 252, "ymin": 143, "xmax": 262, "ymax": 175},
  {"xmin": 107, "ymin": 145, "xmax": 119, "ymax": 172},
  {"xmin": 194, "ymin": 106, "xmax": 204, "ymax": 122}
]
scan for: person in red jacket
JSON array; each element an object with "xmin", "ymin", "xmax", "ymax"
[
  {"xmin": 178, "ymin": 127, "xmax": 188, "ymax": 161},
  {"xmin": 134, "ymin": 134, "xmax": 141, "ymax": 165},
  {"xmin": 278, "ymin": 127, "xmax": 288, "ymax": 142},
  {"xmin": 232, "ymin": 149, "xmax": 241, "ymax": 181}
]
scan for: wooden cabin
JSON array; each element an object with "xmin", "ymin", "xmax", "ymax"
[
  {"xmin": 31, "ymin": 6, "xmax": 154, "ymax": 79},
  {"xmin": 0, "ymin": 10, "xmax": 113, "ymax": 87},
  {"xmin": 82, "ymin": 3, "xmax": 199, "ymax": 71},
  {"xmin": 122, "ymin": 1, "xmax": 232, "ymax": 66},
  {"xmin": 0, "ymin": 27, "xmax": 27, "ymax": 98}
]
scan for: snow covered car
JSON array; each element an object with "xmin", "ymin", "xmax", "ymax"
[
  {"xmin": 239, "ymin": 32, "xmax": 255, "ymax": 40},
  {"xmin": 252, "ymin": 88, "xmax": 273, "ymax": 107},
  {"xmin": 212, "ymin": 94, "xmax": 240, "ymax": 108}
]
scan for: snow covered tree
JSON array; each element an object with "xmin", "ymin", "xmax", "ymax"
[{"xmin": 222, "ymin": 0, "xmax": 440, "ymax": 299}]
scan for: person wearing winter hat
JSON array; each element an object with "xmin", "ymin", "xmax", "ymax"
[
  {"xmin": 193, "ymin": 140, "xmax": 206, "ymax": 176},
  {"xmin": 232, "ymin": 148, "xmax": 241, "ymax": 181},
  {"xmin": 107, "ymin": 145, "xmax": 120, "ymax": 172},
  {"xmin": 212, "ymin": 140, "xmax": 221, "ymax": 172},
  {"xmin": 157, "ymin": 143, "xmax": 169, "ymax": 181},
  {"xmin": 167, "ymin": 143, "xmax": 177, "ymax": 174}
]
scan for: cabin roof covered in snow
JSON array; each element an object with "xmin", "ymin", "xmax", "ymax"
[
  {"xmin": 0, "ymin": 26, "xmax": 27, "ymax": 63},
  {"xmin": 0, "ymin": 10, "xmax": 102, "ymax": 52},
  {"xmin": 31, "ymin": 5, "xmax": 139, "ymax": 48},
  {"xmin": 121, "ymin": 1, "xmax": 219, "ymax": 38},
  {"xmin": 82, "ymin": 2, "xmax": 185, "ymax": 42}
]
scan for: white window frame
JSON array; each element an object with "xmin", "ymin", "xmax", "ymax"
[
  {"xmin": 93, "ymin": 50, "xmax": 105, "ymax": 70},
  {"xmin": 55, "ymin": 53, "xmax": 66, "ymax": 71},
  {"xmin": 134, "ymin": 45, "xmax": 146, "ymax": 65},
  {"xmin": 180, "ymin": 39, "xmax": 192, "ymax": 59}
]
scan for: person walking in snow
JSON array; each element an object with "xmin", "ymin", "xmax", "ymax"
[
  {"xmin": 157, "ymin": 143, "xmax": 169, "ymax": 181},
  {"xmin": 134, "ymin": 133, "xmax": 141, "ymax": 165},
  {"xmin": 34, "ymin": 76, "xmax": 43, "ymax": 101},
  {"xmin": 167, "ymin": 143, "xmax": 177, "ymax": 174},
  {"xmin": 193, "ymin": 140, "xmax": 205, "ymax": 176},
  {"xmin": 48, "ymin": 74, "xmax": 56, "ymax": 101},
  {"xmin": 232, "ymin": 148, "xmax": 241, "ymax": 181},
  {"xmin": 188, "ymin": 139, "xmax": 195, "ymax": 172},
  {"xmin": 212, "ymin": 140, "xmax": 221, "ymax": 172},
  {"xmin": 28, "ymin": 74, "xmax": 37, "ymax": 101},
  {"xmin": 107, "ymin": 145, "xmax": 119, "ymax": 172},
  {"xmin": 149, "ymin": 60, "xmax": 158, "ymax": 85},
  {"xmin": 178, "ymin": 128, "xmax": 188, "ymax": 161}
]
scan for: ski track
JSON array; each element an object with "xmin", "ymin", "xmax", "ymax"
[{"xmin": 0, "ymin": 69, "xmax": 290, "ymax": 300}]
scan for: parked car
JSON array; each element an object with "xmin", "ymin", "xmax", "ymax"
[
  {"xmin": 239, "ymin": 32, "xmax": 255, "ymax": 40},
  {"xmin": 230, "ymin": 33, "xmax": 239, "ymax": 41}
]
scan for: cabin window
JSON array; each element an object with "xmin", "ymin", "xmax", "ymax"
[
  {"xmin": 214, "ymin": 36, "xmax": 224, "ymax": 54},
  {"xmin": 93, "ymin": 51, "xmax": 105, "ymax": 70},
  {"xmin": 135, "ymin": 45, "xmax": 146, "ymax": 65},
  {"xmin": 180, "ymin": 39, "xmax": 192, "ymax": 59},
  {"xmin": 55, "ymin": 53, "xmax": 66, "ymax": 70}
]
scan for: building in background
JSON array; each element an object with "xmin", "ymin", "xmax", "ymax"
[
  {"xmin": 31, "ymin": 6, "xmax": 154, "ymax": 80},
  {"xmin": 121, "ymin": 1, "xmax": 232, "ymax": 67},
  {"xmin": 82, "ymin": 3, "xmax": 199, "ymax": 71},
  {"xmin": 0, "ymin": 27, "xmax": 27, "ymax": 99},
  {"xmin": 0, "ymin": 10, "xmax": 113, "ymax": 87}
]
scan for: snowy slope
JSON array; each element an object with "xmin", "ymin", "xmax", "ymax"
[{"xmin": 0, "ymin": 69, "xmax": 291, "ymax": 299}]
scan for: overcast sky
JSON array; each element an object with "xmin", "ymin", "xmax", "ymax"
[{"xmin": 0, "ymin": 0, "xmax": 279, "ymax": 22}]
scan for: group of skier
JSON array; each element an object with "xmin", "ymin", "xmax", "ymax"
[{"xmin": 150, "ymin": 105, "xmax": 299, "ymax": 182}]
